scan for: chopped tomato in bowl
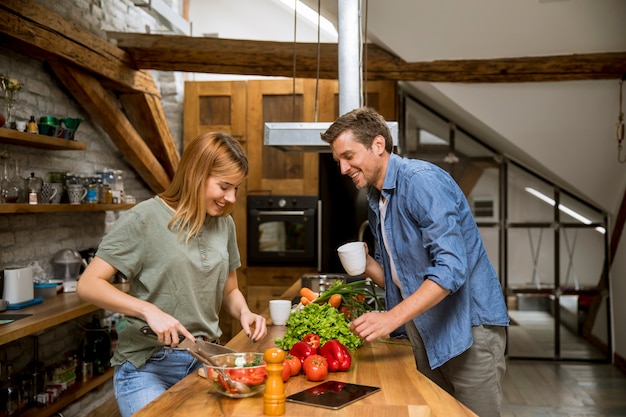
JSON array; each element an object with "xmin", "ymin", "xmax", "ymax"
[{"xmin": 203, "ymin": 352, "xmax": 268, "ymax": 398}]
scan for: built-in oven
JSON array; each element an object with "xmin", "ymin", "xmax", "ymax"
[{"xmin": 247, "ymin": 194, "xmax": 320, "ymax": 267}]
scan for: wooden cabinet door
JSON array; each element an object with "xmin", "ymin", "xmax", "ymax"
[
  {"xmin": 246, "ymin": 79, "xmax": 322, "ymax": 195},
  {"xmin": 183, "ymin": 81, "xmax": 247, "ymax": 147}
]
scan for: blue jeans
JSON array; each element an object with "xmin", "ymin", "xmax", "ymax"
[{"xmin": 113, "ymin": 348, "xmax": 202, "ymax": 417}]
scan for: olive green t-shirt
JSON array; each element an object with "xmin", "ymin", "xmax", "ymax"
[{"xmin": 96, "ymin": 197, "xmax": 241, "ymax": 368}]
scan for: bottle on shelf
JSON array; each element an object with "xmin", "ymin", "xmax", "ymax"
[
  {"xmin": 3, "ymin": 161, "xmax": 23, "ymax": 204},
  {"xmin": 27, "ymin": 116, "xmax": 37, "ymax": 134},
  {"xmin": 85, "ymin": 315, "xmax": 111, "ymax": 377},
  {"xmin": 26, "ymin": 336, "xmax": 45, "ymax": 407},
  {"xmin": 3, "ymin": 365, "xmax": 21, "ymax": 417},
  {"xmin": 0, "ymin": 363, "xmax": 7, "ymax": 417}
]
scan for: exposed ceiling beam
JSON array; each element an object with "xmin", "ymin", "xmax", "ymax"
[
  {"xmin": 107, "ymin": 32, "xmax": 626, "ymax": 83},
  {"xmin": 0, "ymin": 0, "xmax": 160, "ymax": 96},
  {"xmin": 119, "ymin": 92, "xmax": 180, "ymax": 178},
  {"xmin": 48, "ymin": 60, "xmax": 171, "ymax": 193}
]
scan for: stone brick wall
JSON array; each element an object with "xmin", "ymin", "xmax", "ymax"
[{"xmin": 0, "ymin": 1, "xmax": 184, "ymax": 415}]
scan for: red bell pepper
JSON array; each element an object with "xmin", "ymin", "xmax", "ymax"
[
  {"xmin": 319, "ymin": 339, "xmax": 351, "ymax": 372},
  {"xmin": 303, "ymin": 333, "xmax": 321, "ymax": 349},
  {"xmin": 289, "ymin": 340, "xmax": 317, "ymax": 365}
]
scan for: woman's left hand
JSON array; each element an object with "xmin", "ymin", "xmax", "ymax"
[{"xmin": 240, "ymin": 311, "xmax": 267, "ymax": 342}]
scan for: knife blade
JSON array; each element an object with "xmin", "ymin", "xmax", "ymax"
[{"xmin": 139, "ymin": 326, "xmax": 236, "ymax": 357}]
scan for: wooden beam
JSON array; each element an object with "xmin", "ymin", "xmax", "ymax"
[
  {"xmin": 48, "ymin": 60, "xmax": 171, "ymax": 193},
  {"xmin": 0, "ymin": 0, "xmax": 160, "ymax": 96},
  {"xmin": 119, "ymin": 93, "xmax": 180, "ymax": 178},
  {"xmin": 107, "ymin": 32, "xmax": 626, "ymax": 83}
]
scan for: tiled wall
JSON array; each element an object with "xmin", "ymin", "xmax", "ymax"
[{"xmin": 0, "ymin": 1, "xmax": 184, "ymax": 415}]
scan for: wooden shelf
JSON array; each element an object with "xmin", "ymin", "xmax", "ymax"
[
  {"xmin": 0, "ymin": 127, "xmax": 87, "ymax": 150},
  {"xmin": 0, "ymin": 203, "xmax": 134, "ymax": 214},
  {"xmin": 0, "ymin": 284, "xmax": 129, "ymax": 417},
  {"xmin": 21, "ymin": 368, "xmax": 114, "ymax": 417},
  {"xmin": 0, "ymin": 283, "xmax": 129, "ymax": 345}
]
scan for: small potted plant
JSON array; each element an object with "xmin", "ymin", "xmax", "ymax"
[{"xmin": 0, "ymin": 74, "xmax": 24, "ymax": 128}]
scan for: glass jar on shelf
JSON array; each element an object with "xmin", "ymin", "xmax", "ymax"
[
  {"xmin": 85, "ymin": 175, "xmax": 99, "ymax": 204},
  {"xmin": 1, "ymin": 160, "xmax": 24, "ymax": 203}
]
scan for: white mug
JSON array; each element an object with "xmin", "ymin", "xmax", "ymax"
[
  {"xmin": 337, "ymin": 242, "xmax": 367, "ymax": 276},
  {"xmin": 67, "ymin": 184, "xmax": 87, "ymax": 204},
  {"xmin": 40, "ymin": 182, "xmax": 58, "ymax": 204},
  {"xmin": 269, "ymin": 299, "xmax": 292, "ymax": 325},
  {"xmin": 15, "ymin": 120, "xmax": 26, "ymax": 132}
]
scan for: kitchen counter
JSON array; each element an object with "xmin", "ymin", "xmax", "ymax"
[
  {"xmin": 0, "ymin": 283, "xmax": 129, "ymax": 345},
  {"xmin": 133, "ymin": 282, "xmax": 478, "ymax": 417}
]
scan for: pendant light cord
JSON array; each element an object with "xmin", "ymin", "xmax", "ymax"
[
  {"xmin": 363, "ymin": 0, "xmax": 369, "ymax": 107},
  {"xmin": 617, "ymin": 79, "xmax": 625, "ymax": 163},
  {"xmin": 292, "ymin": 0, "xmax": 298, "ymax": 122},
  {"xmin": 314, "ymin": 0, "xmax": 321, "ymax": 122}
]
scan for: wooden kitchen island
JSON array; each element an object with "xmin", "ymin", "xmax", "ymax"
[{"xmin": 133, "ymin": 282, "xmax": 478, "ymax": 417}]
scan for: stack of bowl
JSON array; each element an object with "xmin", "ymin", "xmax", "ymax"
[
  {"xmin": 38, "ymin": 116, "xmax": 59, "ymax": 137},
  {"xmin": 37, "ymin": 117, "xmax": 82, "ymax": 139},
  {"xmin": 61, "ymin": 117, "xmax": 82, "ymax": 140}
]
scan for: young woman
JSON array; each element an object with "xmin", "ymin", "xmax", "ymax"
[{"xmin": 77, "ymin": 132, "xmax": 267, "ymax": 417}]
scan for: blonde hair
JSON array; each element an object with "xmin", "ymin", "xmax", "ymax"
[{"xmin": 159, "ymin": 132, "xmax": 248, "ymax": 242}]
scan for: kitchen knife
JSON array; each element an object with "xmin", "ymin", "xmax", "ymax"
[{"xmin": 139, "ymin": 326, "xmax": 236, "ymax": 357}]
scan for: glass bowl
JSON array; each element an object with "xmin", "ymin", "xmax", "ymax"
[{"xmin": 203, "ymin": 352, "xmax": 267, "ymax": 398}]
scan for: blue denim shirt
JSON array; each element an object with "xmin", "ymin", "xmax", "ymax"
[{"xmin": 368, "ymin": 154, "xmax": 509, "ymax": 369}]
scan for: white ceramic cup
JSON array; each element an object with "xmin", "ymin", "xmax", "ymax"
[
  {"xmin": 337, "ymin": 241, "xmax": 367, "ymax": 276},
  {"xmin": 40, "ymin": 182, "xmax": 58, "ymax": 204},
  {"xmin": 269, "ymin": 299, "xmax": 292, "ymax": 325},
  {"xmin": 15, "ymin": 120, "xmax": 26, "ymax": 132},
  {"xmin": 49, "ymin": 182, "xmax": 63, "ymax": 204},
  {"xmin": 67, "ymin": 184, "xmax": 87, "ymax": 204}
]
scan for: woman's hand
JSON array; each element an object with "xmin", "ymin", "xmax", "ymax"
[
  {"xmin": 144, "ymin": 310, "xmax": 195, "ymax": 346},
  {"xmin": 240, "ymin": 310, "xmax": 267, "ymax": 343}
]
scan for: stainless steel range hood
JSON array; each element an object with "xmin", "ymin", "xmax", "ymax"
[
  {"xmin": 264, "ymin": 121, "xmax": 398, "ymax": 153},
  {"xmin": 264, "ymin": 0, "xmax": 398, "ymax": 153}
]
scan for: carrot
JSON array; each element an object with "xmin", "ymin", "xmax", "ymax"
[
  {"xmin": 301, "ymin": 296, "xmax": 311, "ymax": 306},
  {"xmin": 340, "ymin": 306, "xmax": 352, "ymax": 320},
  {"xmin": 328, "ymin": 294, "xmax": 342, "ymax": 308},
  {"xmin": 300, "ymin": 287, "xmax": 319, "ymax": 302}
]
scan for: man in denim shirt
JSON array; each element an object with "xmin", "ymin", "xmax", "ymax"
[{"xmin": 321, "ymin": 107, "xmax": 509, "ymax": 417}]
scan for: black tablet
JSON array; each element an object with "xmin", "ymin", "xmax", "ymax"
[{"xmin": 286, "ymin": 380, "xmax": 380, "ymax": 410}]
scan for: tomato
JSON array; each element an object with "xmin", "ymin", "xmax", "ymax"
[
  {"xmin": 285, "ymin": 355, "xmax": 301, "ymax": 376},
  {"xmin": 303, "ymin": 333, "xmax": 321, "ymax": 349},
  {"xmin": 207, "ymin": 368, "xmax": 238, "ymax": 393},
  {"xmin": 228, "ymin": 367, "xmax": 268, "ymax": 386},
  {"xmin": 282, "ymin": 359, "xmax": 291, "ymax": 382},
  {"xmin": 303, "ymin": 354, "xmax": 328, "ymax": 382}
]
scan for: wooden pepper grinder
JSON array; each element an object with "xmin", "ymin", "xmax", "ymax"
[{"xmin": 263, "ymin": 347, "xmax": 286, "ymax": 416}]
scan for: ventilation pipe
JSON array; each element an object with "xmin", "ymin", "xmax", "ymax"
[
  {"xmin": 338, "ymin": 0, "xmax": 362, "ymax": 115},
  {"xmin": 264, "ymin": 0, "xmax": 396, "ymax": 152}
]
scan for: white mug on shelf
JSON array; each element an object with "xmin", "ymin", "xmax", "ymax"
[
  {"xmin": 40, "ymin": 182, "xmax": 58, "ymax": 204},
  {"xmin": 67, "ymin": 184, "xmax": 87, "ymax": 205}
]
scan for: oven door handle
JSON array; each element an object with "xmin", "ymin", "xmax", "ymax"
[{"xmin": 255, "ymin": 210, "xmax": 308, "ymax": 216}]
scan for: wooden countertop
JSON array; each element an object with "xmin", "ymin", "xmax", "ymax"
[{"xmin": 134, "ymin": 282, "xmax": 478, "ymax": 417}]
